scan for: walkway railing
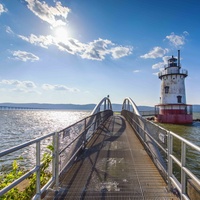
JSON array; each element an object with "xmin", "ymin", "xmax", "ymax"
[
  {"xmin": 140, "ymin": 110, "xmax": 155, "ymax": 116},
  {"xmin": 91, "ymin": 96, "xmax": 112, "ymax": 115},
  {"xmin": 1, "ymin": 96, "xmax": 200, "ymax": 199},
  {"xmin": 122, "ymin": 97, "xmax": 200, "ymax": 200},
  {"xmin": 0, "ymin": 97, "xmax": 113, "ymax": 200}
]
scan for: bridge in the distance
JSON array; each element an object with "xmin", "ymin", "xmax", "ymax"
[
  {"xmin": 0, "ymin": 97, "xmax": 199, "ymax": 200},
  {"xmin": 0, "ymin": 106, "xmax": 41, "ymax": 110}
]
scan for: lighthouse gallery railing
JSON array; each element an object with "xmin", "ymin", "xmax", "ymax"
[
  {"xmin": 122, "ymin": 97, "xmax": 200, "ymax": 200},
  {"xmin": 158, "ymin": 68, "xmax": 188, "ymax": 78}
]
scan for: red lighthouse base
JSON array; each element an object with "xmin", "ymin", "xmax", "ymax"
[
  {"xmin": 155, "ymin": 113, "xmax": 193, "ymax": 124},
  {"xmin": 155, "ymin": 104, "xmax": 193, "ymax": 124}
]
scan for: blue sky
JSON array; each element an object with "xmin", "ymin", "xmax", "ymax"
[{"xmin": 0, "ymin": 0, "xmax": 200, "ymax": 106}]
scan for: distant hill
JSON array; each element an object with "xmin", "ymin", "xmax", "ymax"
[
  {"xmin": 0, "ymin": 103, "xmax": 96, "ymax": 110},
  {"xmin": 0, "ymin": 102, "xmax": 154, "ymax": 111},
  {"xmin": 0, "ymin": 103, "xmax": 199, "ymax": 112}
]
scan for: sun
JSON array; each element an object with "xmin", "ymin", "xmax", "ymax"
[{"xmin": 54, "ymin": 26, "xmax": 69, "ymax": 42}]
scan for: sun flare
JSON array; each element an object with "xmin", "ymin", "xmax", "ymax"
[{"xmin": 54, "ymin": 26, "xmax": 69, "ymax": 42}]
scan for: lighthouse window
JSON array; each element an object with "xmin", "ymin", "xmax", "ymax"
[
  {"xmin": 177, "ymin": 95, "xmax": 182, "ymax": 103},
  {"xmin": 164, "ymin": 86, "xmax": 169, "ymax": 94}
]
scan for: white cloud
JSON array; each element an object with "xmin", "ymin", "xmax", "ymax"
[
  {"xmin": 153, "ymin": 72, "xmax": 159, "ymax": 76},
  {"xmin": 0, "ymin": 80, "xmax": 37, "ymax": 89},
  {"xmin": 152, "ymin": 56, "xmax": 170, "ymax": 70},
  {"xmin": 54, "ymin": 85, "xmax": 72, "ymax": 91},
  {"xmin": 80, "ymin": 38, "xmax": 113, "ymax": 60},
  {"xmin": 42, "ymin": 84, "xmax": 54, "ymax": 90},
  {"xmin": 12, "ymin": 50, "xmax": 39, "ymax": 62},
  {"xmin": 81, "ymin": 39, "xmax": 132, "ymax": 60},
  {"xmin": 57, "ymin": 38, "xmax": 85, "ymax": 54},
  {"xmin": 152, "ymin": 62, "xmax": 163, "ymax": 69},
  {"xmin": 42, "ymin": 84, "xmax": 79, "ymax": 92},
  {"xmin": 0, "ymin": 79, "xmax": 79, "ymax": 95},
  {"xmin": 183, "ymin": 31, "xmax": 189, "ymax": 36},
  {"xmin": 2, "ymin": 1, "xmax": 133, "ymax": 63},
  {"xmin": 11, "ymin": 88, "xmax": 30, "ymax": 93},
  {"xmin": 18, "ymin": 34, "xmax": 54, "ymax": 49},
  {"xmin": 162, "ymin": 56, "xmax": 171, "ymax": 64},
  {"xmin": 141, "ymin": 47, "xmax": 169, "ymax": 59},
  {"xmin": 1, "ymin": 79, "xmax": 21, "ymax": 86},
  {"xmin": 0, "ymin": 3, "xmax": 7, "ymax": 15},
  {"xmin": 110, "ymin": 46, "xmax": 132, "ymax": 59},
  {"xmin": 19, "ymin": 34, "xmax": 132, "ymax": 60},
  {"xmin": 133, "ymin": 70, "xmax": 141, "ymax": 73},
  {"xmin": 5, "ymin": 26, "xmax": 14, "ymax": 35},
  {"xmin": 165, "ymin": 32, "xmax": 189, "ymax": 47},
  {"xmin": 23, "ymin": 81, "xmax": 37, "ymax": 88},
  {"xmin": 25, "ymin": 0, "xmax": 70, "ymax": 27},
  {"xmin": 17, "ymin": 0, "xmax": 133, "ymax": 62}
]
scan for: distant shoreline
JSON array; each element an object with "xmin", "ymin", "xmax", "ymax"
[{"xmin": 0, "ymin": 103, "xmax": 200, "ymax": 112}]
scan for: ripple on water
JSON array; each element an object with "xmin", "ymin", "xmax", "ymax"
[
  {"xmin": 0, "ymin": 110, "xmax": 90, "ymax": 170},
  {"xmin": 158, "ymin": 114, "xmax": 200, "ymax": 179}
]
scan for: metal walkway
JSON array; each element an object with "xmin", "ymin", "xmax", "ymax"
[{"xmin": 44, "ymin": 115, "xmax": 178, "ymax": 199}]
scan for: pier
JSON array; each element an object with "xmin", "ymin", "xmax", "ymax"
[
  {"xmin": 0, "ymin": 97, "xmax": 200, "ymax": 199},
  {"xmin": 44, "ymin": 115, "xmax": 178, "ymax": 199}
]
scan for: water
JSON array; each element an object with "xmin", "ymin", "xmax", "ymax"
[
  {"xmin": 159, "ymin": 113, "xmax": 200, "ymax": 146},
  {"xmin": 0, "ymin": 110, "xmax": 90, "ymax": 170},
  {"xmin": 158, "ymin": 112, "xmax": 200, "ymax": 180},
  {"xmin": 1, "ymin": 110, "xmax": 200, "ymax": 179}
]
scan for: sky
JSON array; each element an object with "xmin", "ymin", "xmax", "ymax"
[{"xmin": 0, "ymin": 0, "xmax": 200, "ymax": 106}]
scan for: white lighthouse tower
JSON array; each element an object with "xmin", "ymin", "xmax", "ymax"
[{"xmin": 155, "ymin": 50, "xmax": 193, "ymax": 124}]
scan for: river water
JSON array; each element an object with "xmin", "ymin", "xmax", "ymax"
[
  {"xmin": 0, "ymin": 110, "xmax": 200, "ymax": 179},
  {"xmin": 0, "ymin": 110, "xmax": 90, "ymax": 171}
]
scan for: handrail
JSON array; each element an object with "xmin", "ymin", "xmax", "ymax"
[
  {"xmin": 0, "ymin": 97, "xmax": 113, "ymax": 199},
  {"xmin": 122, "ymin": 97, "xmax": 200, "ymax": 199},
  {"xmin": 0, "ymin": 132, "xmax": 55, "ymax": 157},
  {"xmin": 91, "ymin": 96, "xmax": 112, "ymax": 115},
  {"xmin": 122, "ymin": 97, "xmax": 141, "ymax": 116},
  {"xmin": 0, "ymin": 132, "xmax": 57, "ymax": 198},
  {"xmin": 167, "ymin": 131, "xmax": 200, "ymax": 198}
]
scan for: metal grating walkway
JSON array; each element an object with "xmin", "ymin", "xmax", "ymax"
[{"xmin": 44, "ymin": 115, "xmax": 179, "ymax": 199}]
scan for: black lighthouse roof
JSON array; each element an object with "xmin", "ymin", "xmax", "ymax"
[{"xmin": 167, "ymin": 55, "xmax": 179, "ymax": 68}]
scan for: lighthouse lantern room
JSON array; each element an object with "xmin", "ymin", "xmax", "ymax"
[{"xmin": 155, "ymin": 50, "xmax": 193, "ymax": 124}]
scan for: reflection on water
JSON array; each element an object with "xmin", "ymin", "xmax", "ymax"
[
  {"xmin": 1, "ymin": 110, "xmax": 200, "ymax": 179},
  {"xmin": 0, "ymin": 110, "xmax": 90, "ymax": 171}
]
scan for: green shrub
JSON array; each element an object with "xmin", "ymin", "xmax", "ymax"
[{"xmin": 0, "ymin": 145, "xmax": 53, "ymax": 200}]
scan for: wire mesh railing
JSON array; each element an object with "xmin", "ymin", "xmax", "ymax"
[
  {"xmin": 0, "ymin": 97, "xmax": 113, "ymax": 200},
  {"xmin": 57, "ymin": 110, "xmax": 113, "ymax": 177},
  {"xmin": 122, "ymin": 97, "xmax": 200, "ymax": 200}
]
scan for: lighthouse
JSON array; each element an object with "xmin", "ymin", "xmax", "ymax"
[{"xmin": 155, "ymin": 50, "xmax": 193, "ymax": 124}]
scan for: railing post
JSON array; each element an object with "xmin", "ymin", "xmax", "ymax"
[
  {"xmin": 181, "ymin": 141, "xmax": 186, "ymax": 197},
  {"xmin": 128, "ymin": 101, "xmax": 130, "ymax": 111},
  {"xmin": 36, "ymin": 141, "xmax": 41, "ymax": 200},
  {"xmin": 93, "ymin": 115, "xmax": 97, "ymax": 132},
  {"xmin": 83, "ymin": 118, "xmax": 87, "ymax": 146},
  {"xmin": 143, "ymin": 119, "xmax": 147, "ymax": 143},
  {"xmin": 52, "ymin": 133, "xmax": 56, "ymax": 187},
  {"xmin": 54, "ymin": 132, "xmax": 59, "ymax": 189},
  {"xmin": 167, "ymin": 132, "xmax": 173, "ymax": 191}
]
